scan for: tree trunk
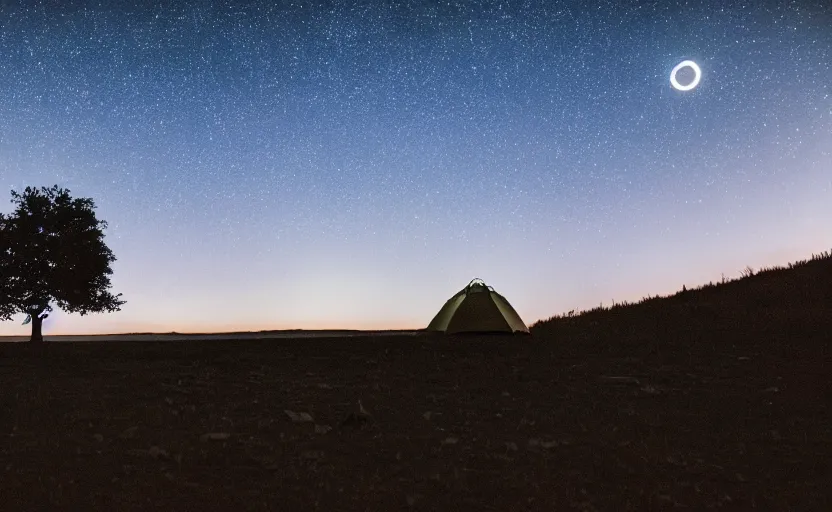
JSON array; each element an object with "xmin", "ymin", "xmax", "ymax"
[{"xmin": 30, "ymin": 315, "xmax": 44, "ymax": 343}]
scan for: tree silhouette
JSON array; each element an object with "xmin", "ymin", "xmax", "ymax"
[{"xmin": 0, "ymin": 185, "xmax": 125, "ymax": 342}]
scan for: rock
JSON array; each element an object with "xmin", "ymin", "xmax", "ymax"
[
  {"xmin": 301, "ymin": 450, "xmax": 324, "ymax": 460},
  {"xmin": 285, "ymin": 410, "xmax": 314, "ymax": 423},
  {"xmin": 528, "ymin": 439, "xmax": 558, "ymax": 449},
  {"xmin": 340, "ymin": 412, "xmax": 370, "ymax": 428},
  {"xmin": 340, "ymin": 401, "xmax": 373, "ymax": 428},
  {"xmin": 314, "ymin": 424, "xmax": 332, "ymax": 434},
  {"xmin": 443, "ymin": 437, "xmax": 459, "ymax": 445},
  {"xmin": 200, "ymin": 432, "xmax": 230, "ymax": 442},
  {"xmin": 148, "ymin": 446, "xmax": 169, "ymax": 459},
  {"xmin": 119, "ymin": 426, "xmax": 138, "ymax": 439}
]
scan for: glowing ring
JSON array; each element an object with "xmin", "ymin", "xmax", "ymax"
[{"xmin": 670, "ymin": 60, "xmax": 701, "ymax": 91}]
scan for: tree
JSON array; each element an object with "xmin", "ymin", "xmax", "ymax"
[{"xmin": 0, "ymin": 185, "xmax": 125, "ymax": 342}]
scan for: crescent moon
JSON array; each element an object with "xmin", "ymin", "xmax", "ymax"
[{"xmin": 670, "ymin": 60, "xmax": 701, "ymax": 91}]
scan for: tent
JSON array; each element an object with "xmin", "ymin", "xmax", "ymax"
[{"xmin": 427, "ymin": 278, "xmax": 530, "ymax": 334}]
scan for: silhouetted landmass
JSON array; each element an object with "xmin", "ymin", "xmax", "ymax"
[
  {"xmin": 0, "ymin": 249, "xmax": 829, "ymax": 510},
  {"xmin": 50, "ymin": 329, "xmax": 419, "ymax": 338},
  {"xmin": 0, "ymin": 329, "xmax": 423, "ymax": 343},
  {"xmin": 532, "ymin": 249, "xmax": 832, "ymax": 356}
]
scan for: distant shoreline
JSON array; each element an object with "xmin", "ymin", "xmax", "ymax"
[{"xmin": 0, "ymin": 329, "xmax": 426, "ymax": 343}]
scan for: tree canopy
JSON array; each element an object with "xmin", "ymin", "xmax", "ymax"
[{"xmin": 0, "ymin": 185, "xmax": 124, "ymax": 341}]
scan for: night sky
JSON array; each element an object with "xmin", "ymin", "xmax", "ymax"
[{"xmin": 1, "ymin": 0, "xmax": 830, "ymax": 335}]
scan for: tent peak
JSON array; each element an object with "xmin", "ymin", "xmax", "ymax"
[{"xmin": 466, "ymin": 278, "xmax": 492, "ymax": 290}]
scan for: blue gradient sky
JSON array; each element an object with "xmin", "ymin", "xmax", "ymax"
[{"xmin": 1, "ymin": 0, "xmax": 830, "ymax": 335}]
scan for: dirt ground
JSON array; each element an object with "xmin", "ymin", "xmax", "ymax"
[{"xmin": 0, "ymin": 327, "xmax": 829, "ymax": 511}]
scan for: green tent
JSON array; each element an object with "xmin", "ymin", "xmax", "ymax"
[{"xmin": 427, "ymin": 278, "xmax": 530, "ymax": 334}]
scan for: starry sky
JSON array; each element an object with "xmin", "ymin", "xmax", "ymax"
[{"xmin": 1, "ymin": 0, "xmax": 830, "ymax": 335}]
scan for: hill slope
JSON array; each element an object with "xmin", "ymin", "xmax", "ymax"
[{"xmin": 531, "ymin": 249, "xmax": 832, "ymax": 358}]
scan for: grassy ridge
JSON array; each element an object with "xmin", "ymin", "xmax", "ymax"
[{"xmin": 530, "ymin": 249, "xmax": 832, "ymax": 356}]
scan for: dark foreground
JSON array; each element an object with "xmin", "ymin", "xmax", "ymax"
[{"xmin": 0, "ymin": 328, "xmax": 829, "ymax": 511}]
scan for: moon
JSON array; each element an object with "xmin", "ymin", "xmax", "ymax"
[{"xmin": 670, "ymin": 60, "xmax": 701, "ymax": 91}]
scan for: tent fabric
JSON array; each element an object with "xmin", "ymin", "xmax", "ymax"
[{"xmin": 427, "ymin": 278, "xmax": 530, "ymax": 334}]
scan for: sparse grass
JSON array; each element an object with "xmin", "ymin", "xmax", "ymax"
[{"xmin": 531, "ymin": 248, "xmax": 832, "ymax": 334}]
